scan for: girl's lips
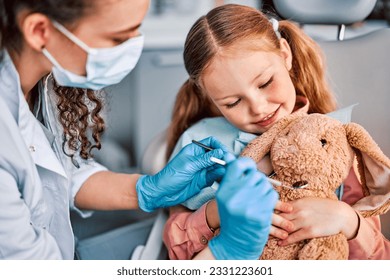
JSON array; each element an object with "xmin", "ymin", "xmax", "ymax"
[{"xmin": 255, "ymin": 106, "xmax": 280, "ymax": 127}]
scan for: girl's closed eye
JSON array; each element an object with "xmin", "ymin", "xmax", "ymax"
[
  {"xmin": 226, "ymin": 98, "xmax": 241, "ymax": 109},
  {"xmin": 259, "ymin": 77, "xmax": 273, "ymax": 89}
]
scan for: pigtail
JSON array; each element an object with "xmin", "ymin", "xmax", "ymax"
[
  {"xmin": 279, "ymin": 20, "xmax": 337, "ymax": 113},
  {"xmin": 165, "ymin": 79, "xmax": 219, "ymax": 160}
]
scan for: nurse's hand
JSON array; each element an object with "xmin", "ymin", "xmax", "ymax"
[
  {"xmin": 136, "ymin": 137, "xmax": 231, "ymax": 212},
  {"xmin": 208, "ymin": 157, "xmax": 278, "ymax": 260}
]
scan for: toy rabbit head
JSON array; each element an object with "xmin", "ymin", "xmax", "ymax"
[{"xmin": 241, "ymin": 112, "xmax": 390, "ymax": 217}]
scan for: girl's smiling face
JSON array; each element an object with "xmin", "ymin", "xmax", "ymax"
[{"xmin": 202, "ymin": 39, "xmax": 296, "ymax": 134}]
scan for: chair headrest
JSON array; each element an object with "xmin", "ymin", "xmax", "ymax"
[{"xmin": 273, "ymin": 0, "xmax": 377, "ymax": 25}]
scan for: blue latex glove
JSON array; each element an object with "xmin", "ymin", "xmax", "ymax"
[
  {"xmin": 209, "ymin": 157, "xmax": 278, "ymax": 260},
  {"xmin": 136, "ymin": 137, "xmax": 230, "ymax": 212}
]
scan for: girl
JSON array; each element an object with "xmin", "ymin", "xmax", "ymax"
[
  {"xmin": 163, "ymin": 4, "xmax": 390, "ymax": 260},
  {"xmin": 0, "ymin": 0, "xmax": 276, "ymax": 259}
]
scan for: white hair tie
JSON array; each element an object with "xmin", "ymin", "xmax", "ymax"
[{"xmin": 269, "ymin": 18, "xmax": 281, "ymax": 39}]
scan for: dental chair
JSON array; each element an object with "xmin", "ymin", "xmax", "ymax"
[
  {"xmin": 273, "ymin": 0, "xmax": 390, "ymax": 239},
  {"xmin": 130, "ymin": 129, "xmax": 169, "ymax": 260}
]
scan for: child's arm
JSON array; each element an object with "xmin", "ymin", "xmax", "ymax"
[
  {"xmin": 163, "ymin": 203, "xmax": 215, "ymax": 260},
  {"xmin": 163, "ymin": 198, "xmax": 292, "ymax": 260},
  {"xmin": 193, "ymin": 247, "xmax": 215, "ymax": 259},
  {"xmin": 348, "ymin": 214, "xmax": 390, "ymax": 259},
  {"xmin": 342, "ymin": 166, "xmax": 390, "ymax": 259}
]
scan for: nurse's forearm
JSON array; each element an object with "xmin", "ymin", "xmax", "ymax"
[{"xmin": 75, "ymin": 171, "xmax": 141, "ymax": 210}]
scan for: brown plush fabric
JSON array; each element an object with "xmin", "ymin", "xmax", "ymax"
[{"xmin": 241, "ymin": 113, "xmax": 390, "ymax": 259}]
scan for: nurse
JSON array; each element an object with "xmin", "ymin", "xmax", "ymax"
[{"xmin": 0, "ymin": 0, "xmax": 277, "ymax": 259}]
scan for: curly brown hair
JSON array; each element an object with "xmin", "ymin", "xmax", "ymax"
[
  {"xmin": 1, "ymin": 0, "xmax": 106, "ymax": 162},
  {"xmin": 52, "ymin": 81, "xmax": 105, "ymax": 161}
]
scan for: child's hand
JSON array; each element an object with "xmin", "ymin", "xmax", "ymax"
[
  {"xmin": 277, "ymin": 197, "xmax": 359, "ymax": 246},
  {"xmin": 270, "ymin": 200, "xmax": 294, "ymax": 239}
]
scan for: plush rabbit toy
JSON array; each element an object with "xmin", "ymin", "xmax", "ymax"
[{"xmin": 240, "ymin": 112, "xmax": 390, "ymax": 260}]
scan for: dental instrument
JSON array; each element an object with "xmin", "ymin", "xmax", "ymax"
[{"xmin": 191, "ymin": 140, "xmax": 307, "ymax": 189}]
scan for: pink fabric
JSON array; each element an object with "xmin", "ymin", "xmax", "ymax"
[
  {"xmin": 343, "ymin": 168, "xmax": 390, "ymax": 259},
  {"xmin": 163, "ymin": 203, "xmax": 215, "ymax": 260},
  {"xmin": 163, "ymin": 167, "xmax": 390, "ymax": 260}
]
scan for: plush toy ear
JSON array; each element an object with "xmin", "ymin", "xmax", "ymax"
[
  {"xmin": 240, "ymin": 112, "xmax": 306, "ymax": 162},
  {"xmin": 344, "ymin": 122, "xmax": 390, "ymax": 217}
]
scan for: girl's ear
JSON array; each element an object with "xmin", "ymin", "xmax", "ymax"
[
  {"xmin": 279, "ymin": 38, "xmax": 293, "ymax": 71},
  {"xmin": 19, "ymin": 13, "xmax": 52, "ymax": 51},
  {"xmin": 345, "ymin": 122, "xmax": 390, "ymax": 217}
]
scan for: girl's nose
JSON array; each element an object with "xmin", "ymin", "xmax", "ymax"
[{"xmin": 248, "ymin": 90, "xmax": 268, "ymax": 116}]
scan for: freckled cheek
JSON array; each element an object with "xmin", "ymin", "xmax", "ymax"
[
  {"xmin": 264, "ymin": 83, "xmax": 284, "ymax": 103},
  {"xmin": 267, "ymin": 81, "xmax": 294, "ymax": 104}
]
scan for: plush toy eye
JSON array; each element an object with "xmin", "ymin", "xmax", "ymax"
[{"xmin": 320, "ymin": 139, "xmax": 327, "ymax": 147}]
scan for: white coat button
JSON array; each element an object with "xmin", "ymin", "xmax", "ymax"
[{"xmin": 29, "ymin": 145, "xmax": 36, "ymax": 152}]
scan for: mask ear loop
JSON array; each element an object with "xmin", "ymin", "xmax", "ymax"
[
  {"xmin": 52, "ymin": 21, "xmax": 98, "ymax": 55},
  {"xmin": 41, "ymin": 47, "xmax": 68, "ymax": 73},
  {"xmin": 269, "ymin": 18, "xmax": 281, "ymax": 39}
]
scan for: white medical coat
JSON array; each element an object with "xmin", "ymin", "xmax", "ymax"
[{"xmin": 0, "ymin": 51, "xmax": 107, "ymax": 259}]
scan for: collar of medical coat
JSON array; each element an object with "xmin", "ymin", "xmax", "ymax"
[
  {"xmin": 0, "ymin": 50, "xmax": 22, "ymax": 122},
  {"xmin": 0, "ymin": 50, "xmax": 69, "ymax": 178}
]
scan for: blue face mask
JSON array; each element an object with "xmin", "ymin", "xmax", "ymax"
[{"xmin": 42, "ymin": 21, "xmax": 144, "ymax": 90}]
